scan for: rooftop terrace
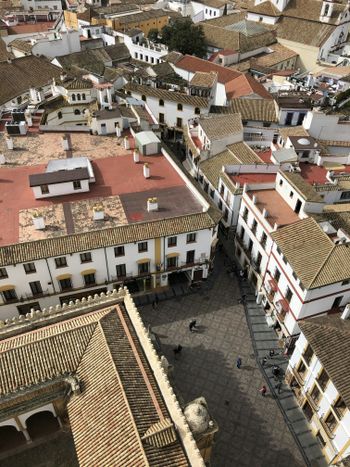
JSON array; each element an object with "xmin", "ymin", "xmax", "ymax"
[
  {"xmin": 0, "ymin": 132, "xmax": 204, "ymax": 246},
  {"xmin": 299, "ymin": 162, "xmax": 350, "ymax": 185}
]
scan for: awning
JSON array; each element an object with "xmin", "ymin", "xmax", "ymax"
[
  {"xmin": 137, "ymin": 258, "xmax": 150, "ymax": 264},
  {"xmin": 80, "ymin": 269, "xmax": 96, "ymax": 276},
  {"xmin": 0, "ymin": 284, "xmax": 15, "ymax": 292},
  {"xmin": 166, "ymin": 252, "xmax": 180, "ymax": 258},
  {"xmin": 56, "ymin": 273, "xmax": 72, "ymax": 281}
]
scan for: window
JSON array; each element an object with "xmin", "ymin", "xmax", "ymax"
[
  {"xmin": 74, "ymin": 109, "xmax": 81, "ymax": 115},
  {"xmin": 83, "ymin": 273, "xmax": 96, "ymax": 286},
  {"xmin": 55, "ymin": 256, "xmax": 67, "ymax": 268},
  {"xmin": 310, "ymin": 385, "xmax": 321, "ymax": 404},
  {"xmin": 138, "ymin": 242, "xmax": 148, "ymax": 253},
  {"xmin": 218, "ymin": 200, "xmax": 223, "ymax": 210},
  {"xmin": 59, "ymin": 278, "xmax": 72, "ymax": 291},
  {"xmin": 24, "ymin": 262, "xmax": 36, "ymax": 274},
  {"xmin": 159, "ymin": 113, "xmax": 164, "ymax": 124},
  {"xmin": 0, "ymin": 267, "xmax": 8, "ymax": 279},
  {"xmin": 176, "ymin": 117, "xmax": 183, "ymax": 128},
  {"xmin": 297, "ymin": 360, "xmax": 307, "ymax": 377},
  {"xmin": 177, "ymin": 103, "xmax": 183, "ymax": 111},
  {"xmin": 41, "ymin": 184, "xmax": 49, "ymax": 194},
  {"xmin": 73, "ymin": 180, "xmax": 81, "ymax": 190},
  {"xmin": 187, "ymin": 233, "xmax": 196, "ymax": 243},
  {"xmin": 317, "ymin": 369, "xmax": 329, "ymax": 391},
  {"xmin": 342, "ymin": 279, "xmax": 350, "ymax": 285},
  {"xmin": 114, "ymin": 246, "xmax": 125, "ymax": 257},
  {"xmin": 303, "ymin": 344, "xmax": 314, "ymax": 365},
  {"xmin": 279, "ymin": 179, "xmax": 283, "ymax": 186},
  {"xmin": 324, "ymin": 412, "xmax": 337, "ymax": 433},
  {"xmin": 333, "ymin": 397, "xmax": 347, "ymax": 419},
  {"xmin": 210, "ymin": 189, "xmax": 215, "ymax": 199},
  {"xmin": 167, "ymin": 256, "xmax": 178, "ymax": 269},
  {"xmin": 82, "ymin": 93, "xmax": 86, "ymax": 100},
  {"xmin": 316, "ymin": 431, "xmax": 326, "ymax": 448},
  {"xmin": 159, "ymin": 99, "xmax": 164, "ymax": 106},
  {"xmin": 29, "ymin": 281, "xmax": 43, "ymax": 296},
  {"xmin": 2, "ymin": 289, "xmax": 17, "ymax": 302},
  {"xmin": 243, "ymin": 207, "xmax": 248, "ymax": 221},
  {"xmin": 141, "ymin": 95, "xmax": 147, "ymax": 102},
  {"xmin": 251, "ymin": 219, "xmax": 257, "ymax": 235},
  {"xmin": 223, "ymin": 208, "xmax": 228, "ymax": 222},
  {"xmin": 289, "ymin": 191, "xmax": 294, "ymax": 198},
  {"xmin": 71, "ymin": 94, "xmax": 76, "ymax": 102},
  {"xmin": 285, "ymin": 287, "xmax": 293, "ymax": 303},
  {"xmin": 80, "ymin": 252, "xmax": 92, "ymax": 263},
  {"xmin": 195, "ymin": 107, "xmax": 200, "ymax": 115},
  {"xmin": 58, "ymin": 111, "xmax": 62, "ymax": 119},
  {"xmin": 340, "ymin": 191, "xmax": 350, "ymax": 200},
  {"xmin": 186, "ymin": 250, "xmax": 195, "ymax": 264},
  {"xmin": 261, "ymin": 232, "xmax": 267, "ymax": 248},
  {"xmin": 135, "ymin": 52, "xmax": 138, "ymax": 59},
  {"xmin": 138, "ymin": 261, "xmax": 149, "ymax": 275},
  {"xmin": 116, "ymin": 263, "xmax": 126, "ymax": 279},
  {"xmin": 274, "ymin": 268, "xmax": 281, "ymax": 283},
  {"xmin": 77, "ymin": 94, "xmax": 81, "ymax": 101},
  {"xmin": 302, "ymin": 401, "xmax": 314, "ymax": 422},
  {"xmin": 168, "ymin": 236, "xmax": 177, "ymax": 247}
]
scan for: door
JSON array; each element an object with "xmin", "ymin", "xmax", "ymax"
[
  {"xmin": 297, "ymin": 113, "xmax": 306, "ymax": 125},
  {"xmin": 193, "ymin": 269, "xmax": 203, "ymax": 282},
  {"xmin": 100, "ymin": 123, "xmax": 107, "ymax": 135},
  {"xmin": 332, "ymin": 296, "xmax": 343, "ymax": 309},
  {"xmin": 294, "ymin": 199, "xmax": 302, "ymax": 214},
  {"xmin": 285, "ymin": 112, "xmax": 293, "ymax": 125}
]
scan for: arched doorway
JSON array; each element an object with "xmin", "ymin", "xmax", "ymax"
[
  {"xmin": 0, "ymin": 425, "xmax": 26, "ymax": 452},
  {"xmin": 26, "ymin": 411, "xmax": 60, "ymax": 440}
]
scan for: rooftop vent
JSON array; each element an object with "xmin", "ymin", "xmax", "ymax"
[
  {"xmin": 147, "ymin": 197, "xmax": 158, "ymax": 212},
  {"xmin": 32, "ymin": 213, "xmax": 45, "ymax": 230},
  {"xmin": 143, "ymin": 163, "xmax": 150, "ymax": 179},
  {"xmin": 93, "ymin": 204, "xmax": 104, "ymax": 221}
]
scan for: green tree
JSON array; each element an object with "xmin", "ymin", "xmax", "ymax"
[
  {"xmin": 148, "ymin": 28, "xmax": 159, "ymax": 42},
  {"xmin": 161, "ymin": 18, "xmax": 207, "ymax": 58}
]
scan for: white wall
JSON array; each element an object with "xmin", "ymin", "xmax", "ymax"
[
  {"xmin": 31, "ymin": 30, "xmax": 81, "ymax": 59},
  {"xmin": 303, "ymin": 110, "xmax": 350, "ymax": 142},
  {"xmin": 32, "ymin": 179, "xmax": 90, "ymax": 199},
  {"xmin": 246, "ymin": 12, "xmax": 279, "ymax": 24}
]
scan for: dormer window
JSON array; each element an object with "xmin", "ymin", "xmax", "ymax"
[{"xmin": 177, "ymin": 103, "xmax": 183, "ymax": 111}]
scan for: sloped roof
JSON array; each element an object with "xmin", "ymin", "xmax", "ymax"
[
  {"xmin": 271, "ymin": 217, "xmax": 350, "ymax": 289},
  {"xmin": 175, "ymin": 54, "xmax": 241, "ymax": 84},
  {"xmin": 198, "ymin": 113, "xmax": 243, "ymax": 140},
  {"xmin": 211, "ymin": 98, "xmax": 278, "ymax": 122},
  {"xmin": 299, "ymin": 314, "xmax": 350, "ymax": 409},
  {"xmin": 0, "ymin": 55, "xmax": 62, "ymax": 106},
  {"xmin": 228, "ymin": 73, "xmax": 273, "ymax": 99},
  {"xmin": 248, "ymin": 1, "xmax": 281, "ymax": 16},
  {"xmin": 9, "ymin": 38, "xmax": 32, "ymax": 53},
  {"xmin": 281, "ymin": 171, "xmax": 324, "ymax": 203},
  {"xmin": 190, "ymin": 71, "xmax": 217, "ymax": 88},
  {"xmin": 275, "ymin": 16, "xmax": 335, "ymax": 47},
  {"xmin": 0, "ymin": 306, "xmax": 190, "ymax": 466}
]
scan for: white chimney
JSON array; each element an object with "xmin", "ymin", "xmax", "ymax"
[
  {"xmin": 143, "ymin": 163, "xmax": 150, "ymax": 179},
  {"xmin": 341, "ymin": 304, "xmax": 350, "ymax": 320},
  {"xmin": 115, "ymin": 125, "xmax": 121, "ymax": 137},
  {"xmin": 147, "ymin": 197, "xmax": 158, "ymax": 211},
  {"xmin": 61, "ymin": 136, "xmax": 70, "ymax": 151},
  {"xmin": 124, "ymin": 136, "xmax": 130, "ymax": 150},
  {"xmin": 32, "ymin": 213, "xmax": 45, "ymax": 230},
  {"xmin": 6, "ymin": 137, "xmax": 13, "ymax": 150},
  {"xmin": 93, "ymin": 204, "xmax": 104, "ymax": 220},
  {"xmin": 133, "ymin": 149, "xmax": 140, "ymax": 163}
]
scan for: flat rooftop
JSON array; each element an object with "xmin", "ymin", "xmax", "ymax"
[
  {"xmin": 229, "ymin": 172, "xmax": 276, "ymax": 185},
  {"xmin": 0, "ymin": 133, "xmax": 203, "ymax": 246},
  {"xmin": 249, "ymin": 189, "xmax": 300, "ymax": 228},
  {"xmin": 8, "ymin": 22, "xmax": 56, "ymax": 35},
  {"xmin": 299, "ymin": 162, "xmax": 350, "ymax": 185}
]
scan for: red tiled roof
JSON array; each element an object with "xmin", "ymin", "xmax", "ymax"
[
  {"xmin": 228, "ymin": 73, "xmax": 273, "ymax": 99},
  {"xmin": 175, "ymin": 54, "xmax": 242, "ymax": 83},
  {"xmin": 229, "ymin": 172, "xmax": 276, "ymax": 185},
  {"xmin": 8, "ymin": 22, "xmax": 55, "ymax": 35}
]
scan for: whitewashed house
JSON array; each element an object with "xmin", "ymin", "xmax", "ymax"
[{"xmin": 286, "ymin": 312, "xmax": 350, "ymax": 465}]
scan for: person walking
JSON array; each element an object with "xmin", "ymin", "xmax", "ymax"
[
  {"xmin": 189, "ymin": 320, "xmax": 197, "ymax": 332},
  {"xmin": 261, "ymin": 356, "xmax": 268, "ymax": 367},
  {"xmin": 173, "ymin": 345, "xmax": 183, "ymax": 359},
  {"xmin": 259, "ymin": 385, "xmax": 267, "ymax": 397},
  {"xmin": 275, "ymin": 381, "xmax": 282, "ymax": 394},
  {"xmin": 236, "ymin": 357, "xmax": 242, "ymax": 369},
  {"xmin": 155, "ymin": 295, "xmax": 159, "ymax": 307},
  {"xmin": 269, "ymin": 349, "xmax": 275, "ymax": 358}
]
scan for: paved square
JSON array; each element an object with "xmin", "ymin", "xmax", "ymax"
[{"xmin": 140, "ymin": 256, "xmax": 305, "ymax": 467}]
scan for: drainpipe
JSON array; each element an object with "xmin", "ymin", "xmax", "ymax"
[
  {"xmin": 45, "ymin": 258, "xmax": 56, "ymax": 294},
  {"xmin": 104, "ymin": 246, "xmax": 111, "ymax": 283}
]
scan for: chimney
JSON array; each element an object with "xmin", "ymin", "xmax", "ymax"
[
  {"xmin": 115, "ymin": 124, "xmax": 121, "ymax": 138},
  {"xmin": 143, "ymin": 163, "xmax": 150, "ymax": 178},
  {"xmin": 93, "ymin": 204, "xmax": 104, "ymax": 221},
  {"xmin": 133, "ymin": 149, "xmax": 140, "ymax": 163},
  {"xmin": 341, "ymin": 304, "xmax": 350, "ymax": 320},
  {"xmin": 32, "ymin": 213, "xmax": 45, "ymax": 230},
  {"xmin": 6, "ymin": 137, "xmax": 14, "ymax": 150},
  {"xmin": 147, "ymin": 197, "xmax": 158, "ymax": 212},
  {"xmin": 124, "ymin": 136, "xmax": 130, "ymax": 150},
  {"xmin": 61, "ymin": 135, "xmax": 70, "ymax": 151},
  {"xmin": 252, "ymin": 195, "xmax": 257, "ymax": 204},
  {"xmin": 263, "ymin": 208, "xmax": 268, "ymax": 218}
]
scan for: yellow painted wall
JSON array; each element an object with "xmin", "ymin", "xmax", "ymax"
[
  {"xmin": 64, "ymin": 11, "xmax": 79, "ymax": 30},
  {"xmin": 111, "ymin": 15, "xmax": 169, "ymax": 36},
  {"xmin": 278, "ymin": 38, "xmax": 323, "ymax": 73}
]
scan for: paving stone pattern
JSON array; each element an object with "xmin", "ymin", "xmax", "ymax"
[{"xmin": 140, "ymin": 253, "xmax": 306, "ymax": 467}]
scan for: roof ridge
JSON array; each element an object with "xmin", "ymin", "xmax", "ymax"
[{"xmin": 309, "ymin": 243, "xmax": 336, "ymax": 288}]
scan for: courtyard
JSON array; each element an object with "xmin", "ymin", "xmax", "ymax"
[{"xmin": 140, "ymin": 253, "xmax": 306, "ymax": 467}]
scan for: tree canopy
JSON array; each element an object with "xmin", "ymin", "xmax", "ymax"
[{"xmin": 161, "ymin": 18, "xmax": 207, "ymax": 58}]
